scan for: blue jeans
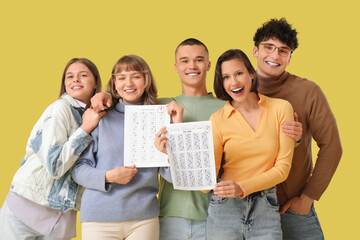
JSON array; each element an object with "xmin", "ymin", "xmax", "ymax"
[
  {"xmin": 281, "ymin": 204, "xmax": 324, "ymax": 240},
  {"xmin": 206, "ymin": 187, "xmax": 282, "ymax": 240},
  {"xmin": 159, "ymin": 216, "xmax": 206, "ymax": 240}
]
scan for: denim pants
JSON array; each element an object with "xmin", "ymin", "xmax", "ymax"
[
  {"xmin": 281, "ymin": 204, "xmax": 324, "ymax": 240},
  {"xmin": 159, "ymin": 216, "xmax": 206, "ymax": 240},
  {"xmin": 206, "ymin": 187, "xmax": 282, "ymax": 240}
]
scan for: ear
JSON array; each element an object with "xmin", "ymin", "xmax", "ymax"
[
  {"xmin": 174, "ymin": 62, "xmax": 179, "ymax": 73},
  {"xmin": 207, "ymin": 61, "xmax": 211, "ymax": 71},
  {"xmin": 253, "ymin": 46, "xmax": 259, "ymax": 58},
  {"xmin": 287, "ymin": 54, "xmax": 292, "ymax": 66},
  {"xmin": 250, "ymin": 73, "xmax": 254, "ymax": 80}
]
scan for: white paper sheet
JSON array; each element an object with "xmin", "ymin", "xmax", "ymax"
[
  {"xmin": 124, "ymin": 105, "xmax": 170, "ymax": 167},
  {"xmin": 165, "ymin": 121, "xmax": 216, "ymax": 190}
]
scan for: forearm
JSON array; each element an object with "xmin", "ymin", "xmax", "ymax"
[
  {"xmin": 72, "ymin": 163, "xmax": 109, "ymax": 192},
  {"xmin": 238, "ymin": 162, "xmax": 291, "ymax": 197}
]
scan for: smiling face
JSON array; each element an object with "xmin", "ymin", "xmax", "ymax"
[
  {"xmin": 222, "ymin": 58, "xmax": 254, "ymax": 104},
  {"xmin": 174, "ymin": 44, "xmax": 211, "ymax": 90},
  {"xmin": 64, "ymin": 62, "xmax": 97, "ymax": 105},
  {"xmin": 114, "ymin": 70, "xmax": 146, "ymax": 104},
  {"xmin": 253, "ymin": 38, "xmax": 292, "ymax": 78}
]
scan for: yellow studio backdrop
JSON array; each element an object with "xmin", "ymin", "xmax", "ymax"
[{"xmin": 0, "ymin": 0, "xmax": 357, "ymax": 239}]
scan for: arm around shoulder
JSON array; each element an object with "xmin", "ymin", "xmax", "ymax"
[{"xmin": 34, "ymin": 101, "xmax": 93, "ymax": 179}]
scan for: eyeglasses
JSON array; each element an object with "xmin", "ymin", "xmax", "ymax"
[{"xmin": 259, "ymin": 43, "xmax": 293, "ymax": 57}]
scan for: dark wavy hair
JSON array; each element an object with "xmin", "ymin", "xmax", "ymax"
[
  {"xmin": 214, "ymin": 49, "xmax": 258, "ymax": 101},
  {"xmin": 253, "ymin": 18, "xmax": 299, "ymax": 51}
]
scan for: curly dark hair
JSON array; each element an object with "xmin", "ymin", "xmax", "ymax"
[{"xmin": 253, "ymin": 18, "xmax": 299, "ymax": 51}]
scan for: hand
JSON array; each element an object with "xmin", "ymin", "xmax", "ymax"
[
  {"xmin": 281, "ymin": 112, "xmax": 303, "ymax": 142},
  {"xmin": 105, "ymin": 165, "xmax": 138, "ymax": 184},
  {"xmin": 80, "ymin": 108, "xmax": 106, "ymax": 134},
  {"xmin": 167, "ymin": 101, "xmax": 184, "ymax": 123},
  {"xmin": 91, "ymin": 92, "xmax": 112, "ymax": 112},
  {"xmin": 213, "ymin": 180, "xmax": 243, "ymax": 198},
  {"xmin": 154, "ymin": 127, "xmax": 168, "ymax": 155},
  {"xmin": 280, "ymin": 193, "xmax": 313, "ymax": 215}
]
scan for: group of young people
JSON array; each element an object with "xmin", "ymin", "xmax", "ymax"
[{"xmin": 0, "ymin": 18, "xmax": 342, "ymax": 240}]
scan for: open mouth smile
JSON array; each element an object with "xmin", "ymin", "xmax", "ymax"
[
  {"xmin": 186, "ymin": 72, "xmax": 200, "ymax": 76},
  {"xmin": 266, "ymin": 61, "xmax": 280, "ymax": 67},
  {"xmin": 71, "ymin": 85, "xmax": 83, "ymax": 90},
  {"xmin": 125, "ymin": 89, "xmax": 136, "ymax": 93},
  {"xmin": 231, "ymin": 87, "xmax": 244, "ymax": 95}
]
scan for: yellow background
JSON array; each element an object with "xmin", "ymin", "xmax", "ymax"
[{"xmin": 0, "ymin": 0, "xmax": 358, "ymax": 239}]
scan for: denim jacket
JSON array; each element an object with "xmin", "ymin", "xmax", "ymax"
[{"xmin": 10, "ymin": 93, "xmax": 92, "ymax": 212}]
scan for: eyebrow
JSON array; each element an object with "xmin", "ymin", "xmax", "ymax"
[
  {"xmin": 179, "ymin": 56, "xmax": 205, "ymax": 60},
  {"xmin": 263, "ymin": 43, "xmax": 291, "ymax": 49},
  {"xmin": 66, "ymin": 71, "xmax": 88, "ymax": 75},
  {"xmin": 115, "ymin": 71, "xmax": 141, "ymax": 76}
]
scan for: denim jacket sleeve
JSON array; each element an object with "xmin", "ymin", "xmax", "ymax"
[{"xmin": 31, "ymin": 100, "xmax": 92, "ymax": 179}]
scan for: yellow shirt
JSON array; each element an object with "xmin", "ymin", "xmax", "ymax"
[{"xmin": 210, "ymin": 94, "xmax": 294, "ymax": 198}]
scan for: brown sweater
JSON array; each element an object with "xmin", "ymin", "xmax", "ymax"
[{"xmin": 258, "ymin": 71, "xmax": 342, "ymax": 206}]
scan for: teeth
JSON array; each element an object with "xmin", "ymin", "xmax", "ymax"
[
  {"xmin": 266, "ymin": 61, "xmax": 279, "ymax": 66},
  {"xmin": 72, "ymin": 86, "xmax": 82, "ymax": 90},
  {"xmin": 187, "ymin": 73, "xmax": 199, "ymax": 76},
  {"xmin": 125, "ymin": 89, "xmax": 136, "ymax": 93},
  {"xmin": 232, "ymin": 88, "xmax": 243, "ymax": 92}
]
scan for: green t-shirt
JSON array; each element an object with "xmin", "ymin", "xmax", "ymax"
[{"xmin": 158, "ymin": 93, "xmax": 225, "ymax": 220}]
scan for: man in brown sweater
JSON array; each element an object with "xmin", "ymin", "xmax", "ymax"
[{"xmin": 252, "ymin": 18, "xmax": 342, "ymax": 239}]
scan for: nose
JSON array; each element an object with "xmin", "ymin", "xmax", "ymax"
[
  {"xmin": 231, "ymin": 76, "xmax": 238, "ymax": 85},
  {"xmin": 270, "ymin": 48, "xmax": 281, "ymax": 59},
  {"xmin": 125, "ymin": 76, "xmax": 133, "ymax": 86},
  {"xmin": 189, "ymin": 60, "xmax": 198, "ymax": 69},
  {"xmin": 72, "ymin": 75, "xmax": 80, "ymax": 82}
]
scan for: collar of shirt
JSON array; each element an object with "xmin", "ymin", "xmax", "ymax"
[
  {"xmin": 75, "ymin": 99, "xmax": 87, "ymax": 109},
  {"xmin": 224, "ymin": 93, "xmax": 267, "ymax": 118}
]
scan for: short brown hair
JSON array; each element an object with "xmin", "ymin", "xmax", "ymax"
[
  {"xmin": 107, "ymin": 55, "xmax": 158, "ymax": 105},
  {"xmin": 175, "ymin": 38, "xmax": 209, "ymax": 58},
  {"xmin": 59, "ymin": 58, "xmax": 102, "ymax": 97},
  {"xmin": 214, "ymin": 49, "xmax": 258, "ymax": 101}
]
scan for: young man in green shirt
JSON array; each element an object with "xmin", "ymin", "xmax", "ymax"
[{"xmin": 157, "ymin": 38, "xmax": 225, "ymax": 240}]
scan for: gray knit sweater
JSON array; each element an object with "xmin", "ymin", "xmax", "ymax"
[{"xmin": 71, "ymin": 99, "xmax": 171, "ymax": 222}]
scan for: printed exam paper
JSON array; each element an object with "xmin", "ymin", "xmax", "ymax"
[
  {"xmin": 124, "ymin": 105, "xmax": 170, "ymax": 167},
  {"xmin": 165, "ymin": 121, "xmax": 217, "ymax": 190}
]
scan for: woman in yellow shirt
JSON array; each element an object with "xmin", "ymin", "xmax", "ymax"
[{"xmin": 206, "ymin": 49, "xmax": 295, "ymax": 239}]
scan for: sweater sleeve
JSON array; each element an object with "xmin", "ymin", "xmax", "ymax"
[
  {"xmin": 159, "ymin": 167, "xmax": 172, "ymax": 183},
  {"xmin": 302, "ymin": 84, "xmax": 342, "ymax": 200},
  {"xmin": 31, "ymin": 101, "xmax": 93, "ymax": 179},
  {"xmin": 238, "ymin": 101, "xmax": 295, "ymax": 198},
  {"xmin": 71, "ymin": 126, "xmax": 110, "ymax": 192}
]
